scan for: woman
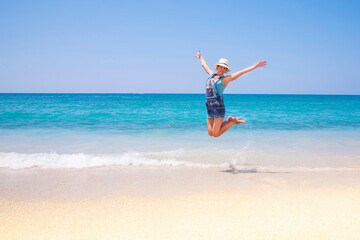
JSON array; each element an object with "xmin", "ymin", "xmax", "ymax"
[{"xmin": 195, "ymin": 51, "xmax": 267, "ymax": 137}]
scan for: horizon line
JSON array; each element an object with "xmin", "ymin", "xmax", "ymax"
[{"xmin": 0, "ymin": 92, "xmax": 359, "ymax": 96}]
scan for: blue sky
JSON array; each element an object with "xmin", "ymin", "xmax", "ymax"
[{"xmin": 0, "ymin": 0, "xmax": 359, "ymax": 94}]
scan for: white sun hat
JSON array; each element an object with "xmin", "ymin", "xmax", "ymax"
[{"xmin": 214, "ymin": 58, "xmax": 231, "ymax": 72}]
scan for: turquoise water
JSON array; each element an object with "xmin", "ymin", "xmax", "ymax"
[
  {"xmin": 1, "ymin": 94, "xmax": 359, "ymax": 131},
  {"xmin": 0, "ymin": 94, "xmax": 359, "ymax": 170}
]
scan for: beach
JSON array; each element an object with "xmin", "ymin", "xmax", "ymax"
[
  {"xmin": 1, "ymin": 166, "xmax": 360, "ymax": 239},
  {"xmin": 2, "ymin": 0, "xmax": 360, "ymax": 237},
  {"xmin": 1, "ymin": 94, "xmax": 360, "ymax": 239}
]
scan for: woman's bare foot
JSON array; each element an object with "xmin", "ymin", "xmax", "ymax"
[
  {"xmin": 232, "ymin": 117, "xmax": 246, "ymax": 124},
  {"xmin": 226, "ymin": 116, "xmax": 234, "ymax": 123}
]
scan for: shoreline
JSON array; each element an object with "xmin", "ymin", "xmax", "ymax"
[
  {"xmin": 1, "ymin": 166, "xmax": 360, "ymax": 239},
  {"xmin": 1, "ymin": 165, "xmax": 360, "ymax": 200}
]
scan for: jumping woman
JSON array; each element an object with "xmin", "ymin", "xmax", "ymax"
[{"xmin": 195, "ymin": 51, "xmax": 267, "ymax": 137}]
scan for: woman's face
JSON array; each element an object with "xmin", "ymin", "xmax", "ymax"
[{"xmin": 216, "ymin": 65, "xmax": 227, "ymax": 75}]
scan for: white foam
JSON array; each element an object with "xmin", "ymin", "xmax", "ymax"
[
  {"xmin": 0, "ymin": 151, "xmax": 225, "ymax": 169},
  {"xmin": 1, "ymin": 151, "xmax": 359, "ymax": 172}
]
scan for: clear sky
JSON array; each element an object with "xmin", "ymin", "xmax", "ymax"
[{"xmin": 0, "ymin": 0, "xmax": 359, "ymax": 94}]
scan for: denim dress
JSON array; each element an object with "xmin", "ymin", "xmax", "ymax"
[{"xmin": 205, "ymin": 74, "xmax": 226, "ymax": 119}]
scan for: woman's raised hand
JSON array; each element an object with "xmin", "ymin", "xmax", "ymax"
[
  {"xmin": 194, "ymin": 50, "xmax": 201, "ymax": 59},
  {"xmin": 256, "ymin": 59, "xmax": 267, "ymax": 68}
]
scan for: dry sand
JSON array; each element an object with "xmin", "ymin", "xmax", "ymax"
[{"xmin": 1, "ymin": 166, "xmax": 360, "ymax": 239}]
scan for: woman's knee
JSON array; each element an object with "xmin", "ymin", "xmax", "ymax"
[
  {"xmin": 212, "ymin": 130, "xmax": 221, "ymax": 137},
  {"xmin": 207, "ymin": 129, "xmax": 213, "ymax": 137},
  {"xmin": 213, "ymin": 132, "xmax": 221, "ymax": 137}
]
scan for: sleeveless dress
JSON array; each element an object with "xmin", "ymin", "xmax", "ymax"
[{"xmin": 205, "ymin": 74, "xmax": 226, "ymax": 119}]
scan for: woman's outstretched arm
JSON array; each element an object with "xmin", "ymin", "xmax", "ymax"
[
  {"xmin": 195, "ymin": 51, "xmax": 215, "ymax": 75},
  {"xmin": 222, "ymin": 59, "xmax": 267, "ymax": 86}
]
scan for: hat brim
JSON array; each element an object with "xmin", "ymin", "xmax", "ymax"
[{"xmin": 214, "ymin": 64, "xmax": 231, "ymax": 72}]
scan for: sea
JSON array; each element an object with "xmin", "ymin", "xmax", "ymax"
[{"xmin": 0, "ymin": 93, "xmax": 359, "ymax": 171}]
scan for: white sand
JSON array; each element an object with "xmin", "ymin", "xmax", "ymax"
[{"xmin": 1, "ymin": 166, "xmax": 360, "ymax": 239}]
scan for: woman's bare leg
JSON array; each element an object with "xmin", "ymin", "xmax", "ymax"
[
  {"xmin": 212, "ymin": 117, "xmax": 245, "ymax": 137},
  {"xmin": 207, "ymin": 118, "xmax": 214, "ymax": 136},
  {"xmin": 208, "ymin": 117, "xmax": 235, "ymax": 136}
]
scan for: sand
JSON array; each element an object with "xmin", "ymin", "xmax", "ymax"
[{"xmin": 1, "ymin": 166, "xmax": 360, "ymax": 239}]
